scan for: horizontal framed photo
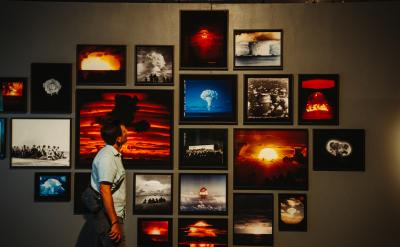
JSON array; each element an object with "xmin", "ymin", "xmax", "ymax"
[
  {"xmin": 180, "ymin": 74, "xmax": 237, "ymax": 124},
  {"xmin": 73, "ymin": 172, "xmax": 91, "ymax": 215},
  {"xmin": 179, "ymin": 173, "xmax": 227, "ymax": 215},
  {"xmin": 298, "ymin": 74, "xmax": 339, "ymax": 125},
  {"xmin": 279, "ymin": 193, "xmax": 307, "ymax": 231},
  {"xmin": 76, "ymin": 44, "xmax": 126, "ymax": 85},
  {"xmin": 137, "ymin": 218, "xmax": 172, "ymax": 247},
  {"xmin": 234, "ymin": 193, "xmax": 274, "ymax": 246},
  {"xmin": 313, "ymin": 129, "xmax": 365, "ymax": 171},
  {"xmin": 234, "ymin": 29, "xmax": 283, "ymax": 70},
  {"xmin": 136, "ymin": 45, "xmax": 174, "ymax": 86},
  {"xmin": 0, "ymin": 118, "xmax": 6, "ymax": 159},
  {"xmin": 234, "ymin": 129, "xmax": 308, "ymax": 190},
  {"xmin": 179, "ymin": 128, "xmax": 228, "ymax": 170},
  {"xmin": 178, "ymin": 218, "xmax": 228, "ymax": 247},
  {"xmin": 34, "ymin": 172, "xmax": 71, "ymax": 202},
  {"xmin": 0, "ymin": 77, "xmax": 27, "ymax": 113},
  {"xmin": 134, "ymin": 173, "xmax": 173, "ymax": 215},
  {"xmin": 244, "ymin": 74, "xmax": 293, "ymax": 124},
  {"xmin": 11, "ymin": 118, "xmax": 71, "ymax": 168}
]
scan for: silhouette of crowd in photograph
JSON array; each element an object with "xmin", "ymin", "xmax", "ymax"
[
  {"xmin": 184, "ymin": 147, "xmax": 223, "ymax": 164},
  {"xmin": 142, "ymin": 197, "xmax": 167, "ymax": 204},
  {"xmin": 12, "ymin": 145, "xmax": 66, "ymax": 161},
  {"xmin": 143, "ymin": 73, "xmax": 171, "ymax": 83}
]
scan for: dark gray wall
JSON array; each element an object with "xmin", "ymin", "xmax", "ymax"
[{"xmin": 0, "ymin": 1, "xmax": 399, "ymax": 247}]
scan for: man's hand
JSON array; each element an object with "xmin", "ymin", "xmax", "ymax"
[
  {"xmin": 100, "ymin": 182, "xmax": 122, "ymax": 243},
  {"xmin": 109, "ymin": 222, "xmax": 122, "ymax": 243}
]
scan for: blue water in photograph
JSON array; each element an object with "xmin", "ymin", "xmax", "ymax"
[
  {"xmin": 184, "ymin": 79, "xmax": 233, "ymax": 117},
  {"xmin": 235, "ymin": 56, "xmax": 281, "ymax": 66},
  {"xmin": 39, "ymin": 176, "xmax": 66, "ymax": 196}
]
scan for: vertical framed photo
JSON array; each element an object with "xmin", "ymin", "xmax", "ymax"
[
  {"xmin": 76, "ymin": 44, "xmax": 126, "ymax": 85},
  {"xmin": 234, "ymin": 193, "xmax": 274, "ymax": 246},
  {"xmin": 179, "ymin": 173, "xmax": 227, "ymax": 215},
  {"xmin": 179, "ymin": 74, "xmax": 237, "ymax": 124},
  {"xmin": 313, "ymin": 129, "xmax": 365, "ymax": 171},
  {"xmin": 180, "ymin": 10, "xmax": 228, "ymax": 70},
  {"xmin": 135, "ymin": 45, "xmax": 174, "ymax": 86},
  {"xmin": 73, "ymin": 172, "xmax": 91, "ymax": 215},
  {"xmin": 298, "ymin": 74, "xmax": 339, "ymax": 125},
  {"xmin": 179, "ymin": 128, "xmax": 228, "ymax": 170},
  {"xmin": 11, "ymin": 118, "xmax": 71, "ymax": 168},
  {"xmin": 34, "ymin": 172, "xmax": 71, "ymax": 202},
  {"xmin": 279, "ymin": 193, "xmax": 307, "ymax": 231},
  {"xmin": 0, "ymin": 77, "xmax": 27, "ymax": 113},
  {"xmin": 0, "ymin": 118, "xmax": 6, "ymax": 159},
  {"xmin": 134, "ymin": 173, "xmax": 173, "ymax": 215},
  {"xmin": 31, "ymin": 63, "xmax": 72, "ymax": 113},
  {"xmin": 137, "ymin": 218, "xmax": 172, "ymax": 247},
  {"xmin": 234, "ymin": 129, "xmax": 308, "ymax": 190},
  {"xmin": 76, "ymin": 89, "xmax": 173, "ymax": 169},
  {"xmin": 244, "ymin": 74, "xmax": 293, "ymax": 124},
  {"xmin": 234, "ymin": 29, "xmax": 283, "ymax": 70},
  {"xmin": 178, "ymin": 218, "xmax": 228, "ymax": 247}
]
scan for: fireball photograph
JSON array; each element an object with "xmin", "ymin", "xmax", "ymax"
[
  {"xmin": 234, "ymin": 129, "xmax": 308, "ymax": 190},
  {"xmin": 76, "ymin": 89, "xmax": 173, "ymax": 169},
  {"xmin": 134, "ymin": 174, "xmax": 172, "ymax": 214},
  {"xmin": 279, "ymin": 193, "xmax": 307, "ymax": 231},
  {"xmin": 178, "ymin": 218, "xmax": 228, "ymax": 247},
  {"xmin": 179, "ymin": 173, "xmax": 227, "ymax": 215},
  {"xmin": 136, "ymin": 45, "xmax": 173, "ymax": 85},
  {"xmin": 0, "ymin": 77, "xmax": 27, "ymax": 113},
  {"xmin": 298, "ymin": 74, "xmax": 339, "ymax": 125},
  {"xmin": 34, "ymin": 172, "xmax": 70, "ymax": 202},
  {"xmin": 234, "ymin": 193, "xmax": 273, "ymax": 246},
  {"xmin": 234, "ymin": 30, "xmax": 282, "ymax": 69},
  {"xmin": 76, "ymin": 44, "xmax": 126, "ymax": 85},
  {"xmin": 137, "ymin": 218, "xmax": 172, "ymax": 247}
]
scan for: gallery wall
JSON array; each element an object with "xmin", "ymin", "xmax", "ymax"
[{"xmin": 0, "ymin": 1, "xmax": 400, "ymax": 246}]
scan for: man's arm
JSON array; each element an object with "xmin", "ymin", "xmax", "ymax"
[{"xmin": 100, "ymin": 182, "xmax": 122, "ymax": 243}]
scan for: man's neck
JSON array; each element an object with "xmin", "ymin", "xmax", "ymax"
[{"xmin": 113, "ymin": 143, "xmax": 122, "ymax": 153}]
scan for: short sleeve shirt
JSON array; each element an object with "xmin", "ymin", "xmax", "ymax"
[{"xmin": 91, "ymin": 145, "xmax": 126, "ymax": 218}]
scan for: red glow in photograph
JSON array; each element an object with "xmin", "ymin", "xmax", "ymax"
[
  {"xmin": 178, "ymin": 218, "xmax": 228, "ymax": 247},
  {"xmin": 142, "ymin": 221, "xmax": 169, "ymax": 242},
  {"xmin": 0, "ymin": 77, "xmax": 27, "ymax": 113}
]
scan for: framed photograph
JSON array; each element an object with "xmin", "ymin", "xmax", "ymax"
[
  {"xmin": 31, "ymin": 63, "xmax": 72, "ymax": 113},
  {"xmin": 134, "ymin": 173, "xmax": 173, "ymax": 215},
  {"xmin": 244, "ymin": 74, "xmax": 293, "ymax": 124},
  {"xmin": 179, "ymin": 128, "xmax": 228, "ymax": 170},
  {"xmin": 73, "ymin": 172, "xmax": 91, "ymax": 215},
  {"xmin": 135, "ymin": 45, "xmax": 174, "ymax": 86},
  {"xmin": 279, "ymin": 193, "xmax": 307, "ymax": 231},
  {"xmin": 180, "ymin": 10, "xmax": 228, "ymax": 70},
  {"xmin": 234, "ymin": 129, "xmax": 308, "ymax": 190},
  {"xmin": 298, "ymin": 74, "xmax": 339, "ymax": 125},
  {"xmin": 234, "ymin": 193, "xmax": 274, "ymax": 246},
  {"xmin": 137, "ymin": 218, "xmax": 172, "ymax": 247},
  {"xmin": 0, "ymin": 77, "xmax": 27, "ymax": 113},
  {"xmin": 178, "ymin": 218, "xmax": 228, "ymax": 247},
  {"xmin": 76, "ymin": 44, "xmax": 126, "ymax": 85},
  {"xmin": 313, "ymin": 129, "xmax": 365, "ymax": 171},
  {"xmin": 76, "ymin": 89, "xmax": 173, "ymax": 169},
  {"xmin": 0, "ymin": 118, "xmax": 6, "ymax": 159},
  {"xmin": 179, "ymin": 173, "xmax": 227, "ymax": 215},
  {"xmin": 11, "ymin": 118, "xmax": 71, "ymax": 168},
  {"xmin": 234, "ymin": 29, "xmax": 283, "ymax": 70},
  {"xmin": 34, "ymin": 172, "xmax": 71, "ymax": 202},
  {"xmin": 180, "ymin": 74, "xmax": 237, "ymax": 124}
]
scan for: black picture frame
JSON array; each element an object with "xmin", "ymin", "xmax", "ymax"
[
  {"xmin": 137, "ymin": 217, "xmax": 173, "ymax": 247},
  {"xmin": 135, "ymin": 45, "xmax": 174, "ymax": 86},
  {"xmin": 73, "ymin": 172, "xmax": 91, "ymax": 215},
  {"xmin": 298, "ymin": 74, "xmax": 339, "ymax": 125},
  {"xmin": 234, "ymin": 29, "xmax": 283, "ymax": 70},
  {"xmin": 180, "ymin": 10, "xmax": 228, "ymax": 70},
  {"xmin": 278, "ymin": 193, "xmax": 307, "ymax": 231},
  {"xmin": 179, "ymin": 74, "xmax": 237, "ymax": 125},
  {"xmin": 179, "ymin": 173, "xmax": 228, "ymax": 215},
  {"xmin": 178, "ymin": 218, "xmax": 228, "ymax": 247},
  {"xmin": 243, "ymin": 74, "xmax": 293, "ymax": 124},
  {"xmin": 0, "ymin": 77, "xmax": 27, "ymax": 113},
  {"xmin": 179, "ymin": 128, "xmax": 228, "ymax": 170},
  {"xmin": 133, "ymin": 173, "xmax": 173, "ymax": 215},
  {"xmin": 313, "ymin": 129, "xmax": 365, "ymax": 171},
  {"xmin": 31, "ymin": 63, "xmax": 72, "ymax": 113},
  {"xmin": 34, "ymin": 172, "xmax": 71, "ymax": 202},
  {"xmin": 0, "ymin": 118, "xmax": 6, "ymax": 159}
]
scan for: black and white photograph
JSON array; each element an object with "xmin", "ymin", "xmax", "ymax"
[
  {"xmin": 34, "ymin": 172, "xmax": 71, "ymax": 202},
  {"xmin": 11, "ymin": 118, "xmax": 71, "ymax": 168},
  {"xmin": 136, "ymin": 45, "xmax": 174, "ymax": 85}
]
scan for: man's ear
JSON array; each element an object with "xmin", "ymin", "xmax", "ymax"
[{"xmin": 115, "ymin": 136, "xmax": 122, "ymax": 144}]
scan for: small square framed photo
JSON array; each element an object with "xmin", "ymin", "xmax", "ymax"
[
  {"xmin": 179, "ymin": 128, "xmax": 228, "ymax": 170},
  {"xmin": 137, "ymin": 218, "xmax": 172, "ymax": 247},
  {"xmin": 34, "ymin": 172, "xmax": 71, "ymax": 202},
  {"xmin": 313, "ymin": 129, "xmax": 365, "ymax": 171},
  {"xmin": 244, "ymin": 74, "xmax": 293, "ymax": 124},
  {"xmin": 135, "ymin": 45, "xmax": 174, "ymax": 86},
  {"xmin": 134, "ymin": 173, "xmax": 173, "ymax": 215},
  {"xmin": 298, "ymin": 74, "xmax": 339, "ymax": 125},
  {"xmin": 76, "ymin": 44, "xmax": 126, "ymax": 85},
  {"xmin": 73, "ymin": 172, "xmax": 91, "ymax": 215},
  {"xmin": 0, "ymin": 118, "xmax": 6, "ymax": 159},
  {"xmin": 279, "ymin": 193, "xmax": 307, "ymax": 231},
  {"xmin": 0, "ymin": 77, "xmax": 27, "ymax": 113},
  {"xmin": 178, "ymin": 218, "xmax": 228, "ymax": 247}
]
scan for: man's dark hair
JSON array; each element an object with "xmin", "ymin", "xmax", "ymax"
[{"xmin": 101, "ymin": 120, "xmax": 122, "ymax": 145}]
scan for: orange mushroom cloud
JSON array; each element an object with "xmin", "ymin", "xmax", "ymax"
[{"xmin": 80, "ymin": 52, "xmax": 121, "ymax": 71}]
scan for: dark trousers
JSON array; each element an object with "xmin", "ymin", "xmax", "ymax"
[{"xmin": 89, "ymin": 210, "xmax": 126, "ymax": 247}]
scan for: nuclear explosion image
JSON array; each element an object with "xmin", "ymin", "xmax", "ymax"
[
  {"xmin": 39, "ymin": 175, "xmax": 67, "ymax": 197},
  {"xmin": 138, "ymin": 218, "xmax": 171, "ymax": 247},
  {"xmin": 279, "ymin": 194, "xmax": 307, "ymax": 231},
  {"xmin": 0, "ymin": 78, "xmax": 26, "ymax": 113},
  {"xmin": 178, "ymin": 218, "xmax": 228, "ymax": 247},
  {"xmin": 136, "ymin": 46, "xmax": 173, "ymax": 85}
]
